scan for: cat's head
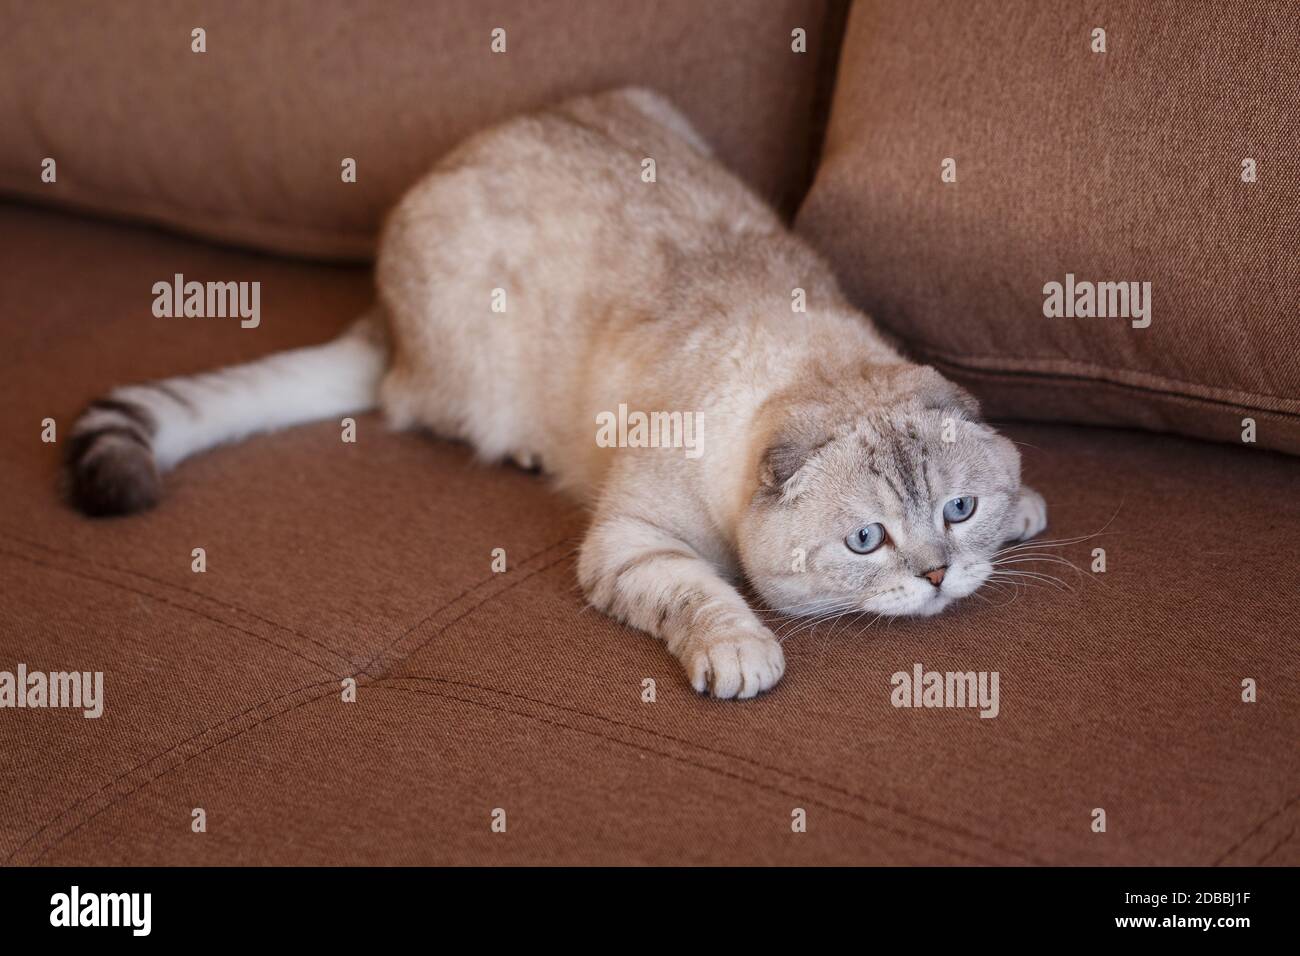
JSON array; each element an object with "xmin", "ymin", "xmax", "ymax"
[{"xmin": 737, "ymin": 366, "xmax": 1023, "ymax": 619}]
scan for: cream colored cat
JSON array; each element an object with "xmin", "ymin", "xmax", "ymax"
[{"xmin": 67, "ymin": 88, "xmax": 1047, "ymax": 698}]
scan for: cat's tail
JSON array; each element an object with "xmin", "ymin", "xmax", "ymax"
[{"xmin": 66, "ymin": 309, "xmax": 389, "ymax": 517}]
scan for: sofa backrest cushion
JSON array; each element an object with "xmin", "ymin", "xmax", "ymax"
[
  {"xmin": 796, "ymin": 0, "xmax": 1300, "ymax": 454},
  {"xmin": 0, "ymin": 0, "xmax": 842, "ymax": 260}
]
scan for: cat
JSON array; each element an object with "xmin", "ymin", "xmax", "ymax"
[{"xmin": 66, "ymin": 87, "xmax": 1047, "ymax": 699}]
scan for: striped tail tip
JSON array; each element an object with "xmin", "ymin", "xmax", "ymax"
[{"xmin": 66, "ymin": 399, "xmax": 162, "ymax": 517}]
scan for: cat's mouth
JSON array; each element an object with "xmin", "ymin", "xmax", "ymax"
[
  {"xmin": 862, "ymin": 575, "xmax": 974, "ymax": 617},
  {"xmin": 872, "ymin": 591, "xmax": 953, "ymax": 617}
]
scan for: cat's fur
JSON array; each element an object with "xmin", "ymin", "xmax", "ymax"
[{"xmin": 67, "ymin": 88, "xmax": 1046, "ymax": 698}]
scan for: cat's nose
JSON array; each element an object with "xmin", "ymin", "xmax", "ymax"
[{"xmin": 920, "ymin": 566, "xmax": 947, "ymax": 588}]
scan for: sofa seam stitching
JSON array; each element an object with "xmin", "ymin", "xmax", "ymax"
[
  {"xmin": 379, "ymin": 673, "xmax": 1046, "ymax": 865},
  {"xmin": 5, "ymin": 535, "xmax": 573, "ymax": 864}
]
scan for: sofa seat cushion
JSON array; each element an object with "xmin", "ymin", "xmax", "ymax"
[{"xmin": 1, "ymin": 204, "xmax": 1296, "ymax": 865}]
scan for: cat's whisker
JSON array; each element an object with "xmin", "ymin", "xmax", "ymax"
[
  {"xmin": 995, "ymin": 524, "xmax": 1121, "ymax": 554},
  {"xmin": 994, "ymin": 503, "xmax": 1125, "ymax": 560},
  {"xmin": 993, "ymin": 551, "xmax": 1079, "ymax": 563},
  {"xmin": 977, "ymin": 571, "xmax": 1032, "ymax": 606},
  {"xmin": 756, "ymin": 596, "xmax": 855, "ymax": 617},
  {"xmin": 980, "ymin": 585, "xmax": 1023, "ymax": 610},
  {"xmin": 796, "ymin": 588, "xmax": 898, "ymax": 640},
  {"xmin": 993, "ymin": 552, "xmax": 1113, "ymax": 590},
  {"xmin": 820, "ymin": 587, "xmax": 902, "ymax": 636},
  {"xmin": 851, "ymin": 610, "xmax": 888, "ymax": 635},
  {"xmin": 772, "ymin": 602, "xmax": 859, "ymax": 641},
  {"xmin": 824, "ymin": 609, "xmax": 860, "ymax": 637},
  {"xmin": 777, "ymin": 613, "xmax": 836, "ymax": 643},
  {"xmin": 993, "ymin": 554, "xmax": 1085, "ymax": 573},
  {"xmin": 994, "ymin": 531, "xmax": 1113, "ymax": 558},
  {"xmin": 764, "ymin": 600, "xmax": 859, "ymax": 630},
  {"xmin": 987, "ymin": 569, "xmax": 1071, "ymax": 592},
  {"xmin": 800, "ymin": 613, "xmax": 852, "ymax": 642},
  {"xmin": 759, "ymin": 590, "xmax": 882, "ymax": 623},
  {"xmin": 989, "ymin": 564, "xmax": 1067, "ymax": 581},
  {"xmin": 826, "ymin": 607, "xmax": 865, "ymax": 639},
  {"xmin": 781, "ymin": 596, "xmax": 874, "ymax": 640},
  {"xmin": 990, "ymin": 566, "xmax": 1068, "ymax": 583}
]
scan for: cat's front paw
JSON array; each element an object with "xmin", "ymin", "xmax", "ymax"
[
  {"xmin": 1009, "ymin": 486, "xmax": 1047, "ymax": 542},
  {"xmin": 676, "ymin": 626, "xmax": 785, "ymax": 699}
]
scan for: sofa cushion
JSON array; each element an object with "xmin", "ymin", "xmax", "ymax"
[
  {"xmin": 0, "ymin": 0, "xmax": 842, "ymax": 260},
  {"xmin": 1, "ymin": 203, "xmax": 1297, "ymax": 865},
  {"xmin": 796, "ymin": 0, "xmax": 1300, "ymax": 455}
]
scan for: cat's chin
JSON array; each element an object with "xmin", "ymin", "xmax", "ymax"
[
  {"xmin": 912, "ymin": 597, "xmax": 953, "ymax": 617},
  {"xmin": 863, "ymin": 588, "xmax": 953, "ymax": 618}
]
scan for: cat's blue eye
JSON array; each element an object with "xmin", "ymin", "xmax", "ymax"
[
  {"xmin": 845, "ymin": 523, "xmax": 887, "ymax": 554},
  {"xmin": 943, "ymin": 495, "xmax": 977, "ymax": 523}
]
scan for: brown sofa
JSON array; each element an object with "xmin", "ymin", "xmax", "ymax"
[{"xmin": 1, "ymin": 1, "xmax": 1296, "ymax": 866}]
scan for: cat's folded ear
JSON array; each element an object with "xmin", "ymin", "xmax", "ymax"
[
  {"xmin": 904, "ymin": 366, "xmax": 981, "ymax": 419},
  {"xmin": 756, "ymin": 414, "xmax": 831, "ymax": 498}
]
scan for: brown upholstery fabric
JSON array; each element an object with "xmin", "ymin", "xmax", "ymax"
[
  {"xmin": 0, "ymin": 0, "xmax": 840, "ymax": 260},
  {"xmin": 796, "ymin": 0, "xmax": 1300, "ymax": 455},
  {"xmin": 2, "ymin": 204, "xmax": 1296, "ymax": 865}
]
